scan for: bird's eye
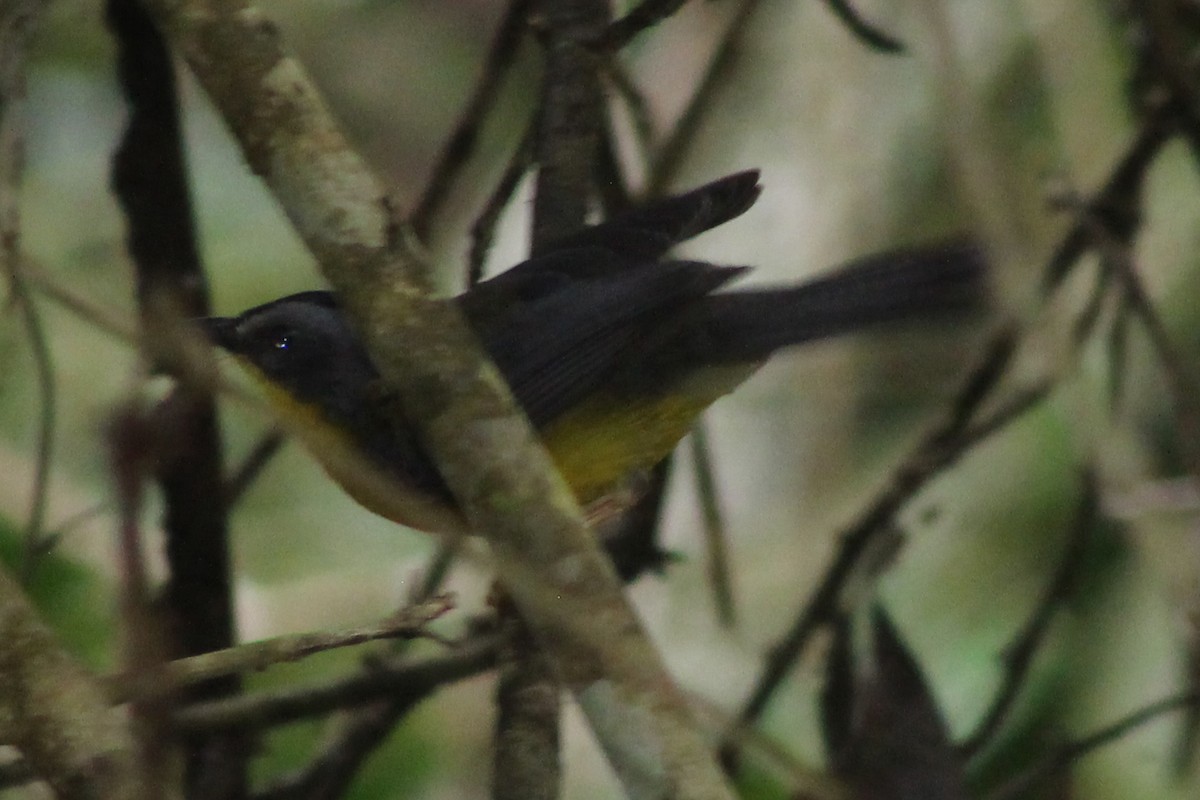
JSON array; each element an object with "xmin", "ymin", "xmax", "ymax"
[{"xmin": 273, "ymin": 335, "xmax": 291, "ymax": 350}]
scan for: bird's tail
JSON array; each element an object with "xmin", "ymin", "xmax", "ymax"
[
  {"xmin": 540, "ymin": 171, "xmax": 762, "ymax": 259},
  {"xmin": 696, "ymin": 239, "xmax": 988, "ymax": 364}
]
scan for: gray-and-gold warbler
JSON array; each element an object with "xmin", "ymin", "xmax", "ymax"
[{"xmin": 203, "ymin": 171, "xmax": 986, "ymax": 532}]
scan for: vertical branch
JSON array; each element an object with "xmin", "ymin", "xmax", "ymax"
[
  {"xmin": 109, "ymin": 405, "xmax": 176, "ymax": 798},
  {"xmin": 106, "ymin": 0, "xmax": 242, "ymax": 796},
  {"xmin": 529, "ymin": 0, "xmax": 609, "ymax": 251},
  {"xmin": 492, "ymin": 612, "xmax": 562, "ymax": 800},
  {"xmin": 493, "ymin": 1, "xmax": 611, "ymax": 795}
]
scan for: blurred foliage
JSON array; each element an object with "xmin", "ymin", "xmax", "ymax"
[{"xmin": 0, "ymin": 515, "xmax": 114, "ymax": 671}]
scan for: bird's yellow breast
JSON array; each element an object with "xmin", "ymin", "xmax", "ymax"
[
  {"xmin": 235, "ymin": 358, "xmax": 469, "ymax": 533},
  {"xmin": 237, "ymin": 355, "xmax": 756, "ymax": 531},
  {"xmin": 540, "ymin": 363, "xmax": 759, "ymax": 504},
  {"xmin": 540, "ymin": 391, "xmax": 714, "ymax": 505}
]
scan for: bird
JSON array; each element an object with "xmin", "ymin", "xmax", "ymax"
[{"xmin": 202, "ymin": 170, "xmax": 985, "ymax": 534}]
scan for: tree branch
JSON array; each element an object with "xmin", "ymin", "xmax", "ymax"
[
  {"xmin": 140, "ymin": 1, "xmax": 739, "ymax": 797},
  {"xmin": 958, "ymin": 473, "xmax": 1097, "ymax": 758},
  {"xmin": 492, "ymin": 610, "xmax": 560, "ymax": 800},
  {"xmin": 107, "ymin": 0, "xmax": 242, "ymax": 793},
  {"xmin": 0, "ymin": 564, "xmax": 140, "ymax": 799},
  {"xmin": 107, "ymin": 596, "xmax": 454, "ymax": 704},
  {"xmin": 409, "ymin": 0, "xmax": 531, "ymax": 242},
  {"xmin": 725, "ymin": 329, "xmax": 1047, "ymax": 760},
  {"xmin": 648, "ymin": 0, "xmax": 763, "ymax": 195}
]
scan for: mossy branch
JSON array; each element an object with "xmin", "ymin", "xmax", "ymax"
[{"xmin": 138, "ymin": 1, "xmax": 737, "ymax": 797}]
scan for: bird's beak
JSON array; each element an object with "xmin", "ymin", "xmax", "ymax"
[{"xmin": 199, "ymin": 317, "xmax": 239, "ymax": 351}]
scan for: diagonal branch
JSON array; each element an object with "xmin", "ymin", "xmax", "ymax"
[
  {"xmin": 139, "ymin": 1, "xmax": 739, "ymax": 798},
  {"xmin": 107, "ymin": 596, "xmax": 455, "ymax": 704},
  {"xmin": 0, "ymin": 631, "xmax": 504, "ymax": 794},
  {"xmin": 409, "ymin": 0, "xmax": 531, "ymax": 242},
  {"xmin": 648, "ymin": 0, "xmax": 763, "ymax": 196},
  {"xmin": 107, "ymin": 0, "xmax": 243, "ymax": 793},
  {"xmin": 958, "ymin": 473, "xmax": 1097, "ymax": 758},
  {"xmin": 726, "ymin": 329, "xmax": 1046, "ymax": 752},
  {"xmin": 820, "ymin": 0, "xmax": 905, "ymax": 54},
  {"xmin": 597, "ymin": 0, "xmax": 690, "ymax": 51},
  {"xmin": 246, "ymin": 633, "xmax": 500, "ymax": 800},
  {"xmin": 984, "ymin": 692, "xmax": 1200, "ymax": 800}
]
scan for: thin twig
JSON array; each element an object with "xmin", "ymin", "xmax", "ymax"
[
  {"xmin": 726, "ymin": 328, "xmax": 1042, "ymax": 748},
  {"xmin": 222, "ymin": 429, "xmax": 285, "ymax": 507},
  {"xmin": 597, "ymin": 0, "xmax": 690, "ymax": 51},
  {"xmin": 1068, "ymin": 195, "xmax": 1200, "ymax": 479},
  {"xmin": 984, "ymin": 692, "xmax": 1200, "ymax": 800},
  {"xmin": 691, "ymin": 425, "xmax": 736, "ymax": 628},
  {"xmin": 0, "ymin": 0, "xmax": 54, "ymax": 582},
  {"xmin": 18, "ymin": 255, "xmax": 140, "ymax": 342},
  {"xmin": 648, "ymin": 0, "xmax": 763, "ymax": 196},
  {"xmin": 1107, "ymin": 288, "xmax": 1132, "ymax": 409},
  {"xmin": 468, "ymin": 126, "xmax": 535, "ymax": 284},
  {"xmin": 601, "ymin": 459, "xmax": 676, "ymax": 582},
  {"xmin": 243, "ymin": 633, "xmax": 501, "ymax": 797},
  {"xmin": 955, "ymin": 382, "xmax": 1052, "ymax": 447},
  {"xmin": 249, "ymin": 550, "xmax": 463, "ymax": 798},
  {"xmin": 108, "ymin": 596, "xmax": 455, "ymax": 704},
  {"xmin": 600, "ymin": 56, "xmax": 656, "ymax": 157},
  {"xmin": 410, "ymin": 0, "xmax": 531, "ymax": 242},
  {"xmin": 274, "ymin": 515, "xmax": 465, "ymax": 793},
  {"xmin": 5, "ymin": 251, "xmax": 56, "ymax": 581},
  {"xmin": 1043, "ymin": 103, "xmax": 1176, "ymax": 291},
  {"xmin": 173, "ymin": 630, "xmax": 499, "ymax": 736},
  {"xmin": 415, "ymin": 539, "xmax": 460, "ymax": 601},
  {"xmin": 108, "ymin": 401, "xmax": 175, "ymax": 796},
  {"xmin": 1066, "ymin": 257, "xmax": 1115, "ymax": 350},
  {"xmin": 820, "ymin": 0, "xmax": 905, "ymax": 54},
  {"xmin": 958, "ymin": 472, "xmax": 1097, "ymax": 758},
  {"xmin": 31, "ymin": 501, "xmax": 108, "ymax": 556},
  {"xmin": 1127, "ymin": 0, "xmax": 1200, "ymax": 160}
]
